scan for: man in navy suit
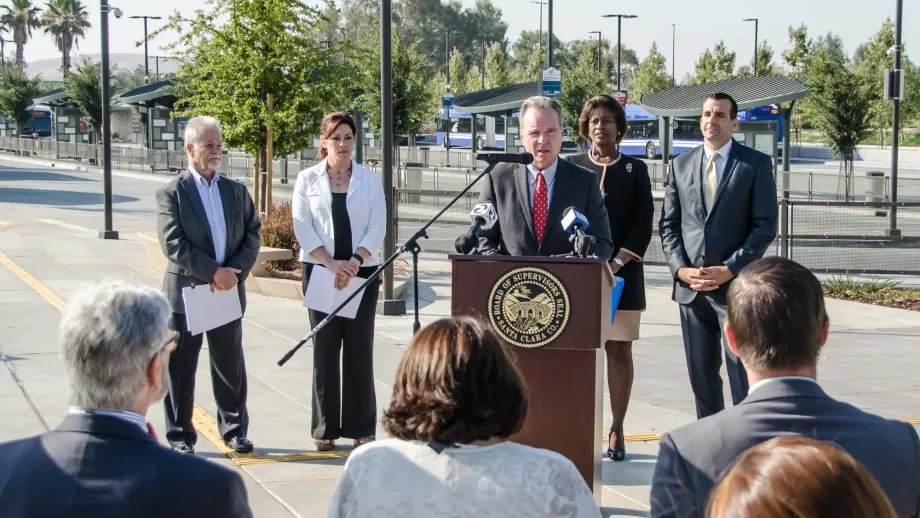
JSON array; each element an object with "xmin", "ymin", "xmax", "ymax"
[{"xmin": 0, "ymin": 280, "xmax": 252, "ymax": 518}]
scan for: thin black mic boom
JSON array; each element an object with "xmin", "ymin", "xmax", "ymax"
[{"xmin": 476, "ymin": 152, "xmax": 534, "ymax": 165}]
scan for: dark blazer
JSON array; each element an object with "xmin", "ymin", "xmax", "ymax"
[
  {"xmin": 156, "ymin": 170, "xmax": 262, "ymax": 314},
  {"xmin": 658, "ymin": 140, "xmax": 777, "ymax": 305},
  {"xmin": 650, "ymin": 379, "xmax": 920, "ymax": 518},
  {"xmin": 567, "ymin": 153, "xmax": 653, "ymax": 310},
  {"xmin": 0, "ymin": 414, "xmax": 253, "ymax": 518},
  {"xmin": 476, "ymin": 158, "xmax": 613, "ymax": 259}
]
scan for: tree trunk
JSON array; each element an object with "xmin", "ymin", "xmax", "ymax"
[
  {"xmin": 16, "ymin": 43, "xmax": 24, "ymax": 71},
  {"xmin": 62, "ymin": 40, "xmax": 71, "ymax": 73}
]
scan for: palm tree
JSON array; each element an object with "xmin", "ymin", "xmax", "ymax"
[
  {"xmin": 42, "ymin": 0, "xmax": 89, "ymax": 74},
  {"xmin": 0, "ymin": 0, "xmax": 42, "ymax": 71}
]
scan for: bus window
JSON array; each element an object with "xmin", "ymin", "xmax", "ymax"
[
  {"xmin": 625, "ymin": 120, "xmax": 658, "ymax": 139},
  {"xmin": 456, "ymin": 118, "xmax": 472, "ymax": 133},
  {"xmin": 495, "ymin": 117, "xmax": 505, "ymax": 134},
  {"xmin": 476, "ymin": 117, "xmax": 485, "ymax": 133}
]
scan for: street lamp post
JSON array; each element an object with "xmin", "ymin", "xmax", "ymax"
[
  {"xmin": 743, "ymin": 18, "xmax": 759, "ymax": 76},
  {"xmin": 480, "ymin": 40, "xmax": 486, "ymax": 89},
  {"xmin": 128, "ymin": 15, "xmax": 162, "ymax": 84},
  {"xmin": 588, "ymin": 31, "xmax": 602, "ymax": 73},
  {"xmin": 150, "ymin": 55, "xmax": 166, "ymax": 82},
  {"xmin": 602, "ymin": 14, "xmax": 637, "ymax": 92},
  {"xmin": 530, "ymin": 1, "xmax": 546, "ymax": 59},
  {"xmin": 889, "ymin": 0, "xmax": 903, "ymax": 236},
  {"xmin": 99, "ymin": 0, "xmax": 122, "ymax": 240},
  {"xmin": 671, "ymin": 23, "xmax": 676, "ymax": 87}
]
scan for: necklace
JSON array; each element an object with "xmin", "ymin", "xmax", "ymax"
[
  {"xmin": 327, "ymin": 163, "xmax": 352, "ymax": 192},
  {"xmin": 589, "ymin": 147, "xmax": 619, "ymax": 164}
]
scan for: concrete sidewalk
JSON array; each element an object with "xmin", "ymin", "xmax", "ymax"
[{"xmin": 2, "ymin": 160, "xmax": 920, "ymax": 517}]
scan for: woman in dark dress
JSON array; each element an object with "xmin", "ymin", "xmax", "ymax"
[{"xmin": 568, "ymin": 95, "xmax": 653, "ymax": 461}]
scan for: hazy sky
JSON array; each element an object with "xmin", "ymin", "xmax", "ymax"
[{"xmin": 24, "ymin": 0, "xmax": 917, "ymax": 80}]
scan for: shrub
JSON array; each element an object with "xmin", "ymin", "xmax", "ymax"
[{"xmin": 260, "ymin": 201, "xmax": 300, "ymax": 271}]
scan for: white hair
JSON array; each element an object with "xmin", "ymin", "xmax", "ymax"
[
  {"xmin": 520, "ymin": 96, "xmax": 563, "ymax": 127},
  {"xmin": 184, "ymin": 115, "xmax": 222, "ymax": 148},
  {"xmin": 59, "ymin": 280, "xmax": 171, "ymax": 411}
]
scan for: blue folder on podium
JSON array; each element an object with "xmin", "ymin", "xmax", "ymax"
[{"xmin": 611, "ymin": 276, "xmax": 625, "ymax": 324}]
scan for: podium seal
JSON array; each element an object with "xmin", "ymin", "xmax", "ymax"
[{"xmin": 488, "ymin": 267, "xmax": 570, "ymax": 348}]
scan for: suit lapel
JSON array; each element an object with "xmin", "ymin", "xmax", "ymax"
[
  {"xmin": 217, "ymin": 176, "xmax": 235, "ymax": 259},
  {"xmin": 513, "ymin": 164, "xmax": 536, "ymax": 243},
  {"xmin": 179, "ymin": 171, "xmax": 214, "ymax": 245},
  {"xmin": 708, "ymin": 139, "xmax": 741, "ymax": 218},
  {"xmin": 311, "ymin": 162, "xmax": 334, "ymax": 215}
]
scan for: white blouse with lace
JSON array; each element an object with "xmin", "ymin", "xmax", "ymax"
[{"xmin": 326, "ymin": 439, "xmax": 602, "ymax": 518}]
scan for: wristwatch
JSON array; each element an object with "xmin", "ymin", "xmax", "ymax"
[
  {"xmin": 613, "ymin": 258, "xmax": 625, "ymax": 268},
  {"xmin": 351, "ymin": 253, "xmax": 364, "ymax": 265}
]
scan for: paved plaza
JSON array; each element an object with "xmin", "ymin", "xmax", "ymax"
[{"xmin": 2, "ymin": 158, "xmax": 920, "ymax": 517}]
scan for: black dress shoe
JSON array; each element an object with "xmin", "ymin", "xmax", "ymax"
[
  {"xmin": 226, "ymin": 436, "xmax": 254, "ymax": 453},
  {"xmin": 173, "ymin": 443, "xmax": 195, "ymax": 454}
]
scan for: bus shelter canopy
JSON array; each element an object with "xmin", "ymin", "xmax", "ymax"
[
  {"xmin": 118, "ymin": 80, "xmax": 176, "ymax": 107},
  {"xmin": 34, "ymin": 88, "xmax": 69, "ymax": 106},
  {"xmin": 640, "ymin": 76, "xmax": 809, "ymax": 117},
  {"xmin": 453, "ymin": 82, "xmax": 538, "ymax": 116}
]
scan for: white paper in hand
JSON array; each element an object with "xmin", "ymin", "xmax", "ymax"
[
  {"xmin": 181, "ymin": 285, "xmax": 243, "ymax": 336},
  {"xmin": 303, "ymin": 266, "xmax": 366, "ymax": 319}
]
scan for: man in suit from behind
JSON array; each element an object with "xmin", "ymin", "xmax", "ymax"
[
  {"xmin": 477, "ymin": 96, "xmax": 612, "ymax": 259},
  {"xmin": 659, "ymin": 92, "xmax": 777, "ymax": 419},
  {"xmin": 650, "ymin": 258, "xmax": 920, "ymax": 518},
  {"xmin": 157, "ymin": 115, "xmax": 261, "ymax": 454},
  {"xmin": 0, "ymin": 280, "xmax": 253, "ymax": 518}
]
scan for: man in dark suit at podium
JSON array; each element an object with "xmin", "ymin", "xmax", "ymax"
[{"xmin": 477, "ymin": 96, "xmax": 612, "ymax": 259}]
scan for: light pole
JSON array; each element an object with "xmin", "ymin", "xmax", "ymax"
[
  {"xmin": 671, "ymin": 23, "xmax": 676, "ymax": 87},
  {"xmin": 602, "ymin": 14, "xmax": 637, "ymax": 92},
  {"xmin": 547, "ymin": 0, "xmax": 553, "ymax": 66},
  {"xmin": 480, "ymin": 40, "xmax": 486, "ymax": 89},
  {"xmin": 889, "ymin": 0, "xmax": 903, "ymax": 236},
  {"xmin": 743, "ymin": 18, "xmax": 759, "ymax": 76},
  {"xmin": 530, "ymin": 1, "xmax": 546, "ymax": 60},
  {"xmin": 99, "ymin": 1, "xmax": 122, "ymax": 240},
  {"xmin": 150, "ymin": 55, "xmax": 166, "ymax": 82},
  {"xmin": 128, "ymin": 15, "xmax": 162, "ymax": 84},
  {"xmin": 588, "ymin": 31, "xmax": 602, "ymax": 73}
]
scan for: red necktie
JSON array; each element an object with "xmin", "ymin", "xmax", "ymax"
[
  {"xmin": 147, "ymin": 422, "xmax": 159, "ymax": 441},
  {"xmin": 533, "ymin": 171, "xmax": 548, "ymax": 246}
]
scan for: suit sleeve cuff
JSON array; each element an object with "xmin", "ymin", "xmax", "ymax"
[{"xmin": 620, "ymin": 248, "xmax": 643, "ymax": 263}]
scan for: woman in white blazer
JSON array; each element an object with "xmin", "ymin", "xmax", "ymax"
[{"xmin": 292, "ymin": 112, "xmax": 386, "ymax": 452}]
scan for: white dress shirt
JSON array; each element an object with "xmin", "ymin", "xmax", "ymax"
[
  {"xmin": 188, "ymin": 166, "xmax": 227, "ymax": 264},
  {"xmin": 292, "ymin": 159, "xmax": 387, "ymax": 266},
  {"xmin": 702, "ymin": 139, "xmax": 733, "ymax": 183},
  {"xmin": 526, "ymin": 158, "xmax": 558, "ymax": 209},
  {"xmin": 747, "ymin": 375, "xmax": 818, "ymax": 395},
  {"xmin": 68, "ymin": 407, "xmax": 148, "ymax": 435}
]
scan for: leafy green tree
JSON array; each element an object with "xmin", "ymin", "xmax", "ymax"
[
  {"xmin": 692, "ymin": 49, "xmax": 717, "ymax": 84},
  {"xmin": 813, "ymin": 32, "xmax": 845, "ymax": 62},
  {"xmin": 61, "ymin": 58, "xmax": 109, "ymax": 142},
  {"xmin": 854, "ymin": 19, "xmax": 896, "ymax": 146},
  {"xmin": 1, "ymin": 0, "xmax": 42, "ymax": 70},
  {"xmin": 631, "ymin": 42, "xmax": 670, "ymax": 101},
  {"xmin": 156, "ymin": 0, "xmax": 349, "ymax": 160},
  {"xmin": 738, "ymin": 40, "xmax": 776, "ymax": 77},
  {"xmin": 484, "ymin": 41, "xmax": 510, "ymax": 89},
  {"xmin": 782, "ymin": 24, "xmax": 813, "ymax": 139},
  {"xmin": 691, "ymin": 40, "xmax": 735, "ymax": 84},
  {"xmin": 558, "ymin": 49, "xmax": 608, "ymax": 146},
  {"xmin": 0, "ymin": 65, "xmax": 40, "ymax": 134},
  {"xmin": 445, "ymin": 47, "xmax": 475, "ymax": 95},
  {"xmin": 511, "ymin": 29, "xmax": 550, "ymax": 82},
  {"xmin": 41, "ymin": 0, "xmax": 90, "ymax": 74}
]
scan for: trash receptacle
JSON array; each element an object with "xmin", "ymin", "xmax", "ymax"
[
  {"xmin": 865, "ymin": 170, "xmax": 887, "ymax": 216},
  {"xmin": 404, "ymin": 161, "xmax": 424, "ymax": 203}
]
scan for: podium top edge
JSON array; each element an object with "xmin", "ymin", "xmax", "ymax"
[{"xmin": 448, "ymin": 255, "xmax": 608, "ymax": 265}]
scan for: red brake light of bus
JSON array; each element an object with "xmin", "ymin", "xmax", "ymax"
[{"xmin": 770, "ymin": 109, "xmax": 778, "ymax": 115}]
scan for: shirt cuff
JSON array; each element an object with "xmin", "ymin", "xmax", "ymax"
[{"xmin": 620, "ymin": 248, "xmax": 643, "ymax": 263}]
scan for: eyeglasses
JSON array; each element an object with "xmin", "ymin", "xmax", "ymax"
[{"xmin": 161, "ymin": 330, "xmax": 180, "ymax": 354}]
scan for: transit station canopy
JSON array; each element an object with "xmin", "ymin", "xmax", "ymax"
[
  {"xmin": 33, "ymin": 88, "xmax": 69, "ymax": 106},
  {"xmin": 118, "ymin": 80, "xmax": 176, "ymax": 107},
  {"xmin": 640, "ymin": 76, "xmax": 810, "ymax": 117},
  {"xmin": 453, "ymin": 82, "xmax": 538, "ymax": 115}
]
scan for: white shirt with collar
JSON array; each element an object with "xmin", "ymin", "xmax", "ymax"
[
  {"xmin": 747, "ymin": 375, "xmax": 818, "ymax": 396},
  {"xmin": 188, "ymin": 166, "xmax": 227, "ymax": 264},
  {"xmin": 68, "ymin": 407, "xmax": 149, "ymax": 435},
  {"xmin": 292, "ymin": 159, "xmax": 387, "ymax": 266},
  {"xmin": 702, "ymin": 139, "xmax": 733, "ymax": 183},
  {"xmin": 526, "ymin": 158, "xmax": 558, "ymax": 209}
]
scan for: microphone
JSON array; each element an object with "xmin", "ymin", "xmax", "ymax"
[
  {"xmin": 561, "ymin": 206, "xmax": 596, "ymax": 257},
  {"xmin": 455, "ymin": 202, "xmax": 498, "ymax": 254},
  {"xmin": 476, "ymin": 152, "xmax": 534, "ymax": 165}
]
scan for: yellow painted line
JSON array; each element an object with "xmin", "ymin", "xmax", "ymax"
[
  {"xmin": 603, "ymin": 433, "xmax": 663, "ymax": 443},
  {"xmin": 0, "ymin": 249, "xmax": 67, "ymax": 312},
  {"xmin": 905, "ymin": 417, "xmax": 920, "ymax": 425}
]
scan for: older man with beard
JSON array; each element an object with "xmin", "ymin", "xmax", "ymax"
[
  {"xmin": 156, "ymin": 116, "xmax": 261, "ymax": 454},
  {"xmin": 0, "ymin": 280, "xmax": 253, "ymax": 517}
]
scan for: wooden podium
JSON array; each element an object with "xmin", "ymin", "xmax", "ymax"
[{"xmin": 450, "ymin": 255, "xmax": 613, "ymax": 498}]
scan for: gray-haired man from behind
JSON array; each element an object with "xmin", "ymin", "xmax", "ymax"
[
  {"xmin": 157, "ymin": 115, "xmax": 261, "ymax": 454},
  {"xmin": 0, "ymin": 280, "xmax": 253, "ymax": 518}
]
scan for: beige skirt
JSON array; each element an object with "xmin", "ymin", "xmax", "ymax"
[{"xmin": 609, "ymin": 310, "xmax": 642, "ymax": 342}]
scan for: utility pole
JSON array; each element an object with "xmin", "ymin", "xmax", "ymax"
[
  {"xmin": 379, "ymin": 0, "xmax": 403, "ymax": 314},
  {"xmin": 671, "ymin": 24, "xmax": 676, "ymax": 87},
  {"xmin": 481, "ymin": 40, "xmax": 486, "ymax": 90},
  {"xmin": 129, "ymin": 15, "xmax": 162, "ymax": 84},
  {"xmin": 99, "ymin": 0, "xmax": 120, "ymax": 240},
  {"xmin": 547, "ymin": 0, "xmax": 553, "ymax": 66},
  {"xmin": 588, "ymin": 31, "xmax": 602, "ymax": 73},
  {"xmin": 743, "ymin": 18, "xmax": 759, "ymax": 76},
  {"xmin": 889, "ymin": 0, "xmax": 903, "ymax": 236}
]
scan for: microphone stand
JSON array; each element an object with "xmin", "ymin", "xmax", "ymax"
[{"xmin": 278, "ymin": 161, "xmax": 499, "ymax": 367}]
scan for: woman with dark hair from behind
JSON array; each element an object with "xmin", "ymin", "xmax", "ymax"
[
  {"xmin": 567, "ymin": 94, "xmax": 653, "ymax": 461},
  {"xmin": 326, "ymin": 317, "xmax": 602, "ymax": 518},
  {"xmin": 707, "ymin": 436, "xmax": 897, "ymax": 518}
]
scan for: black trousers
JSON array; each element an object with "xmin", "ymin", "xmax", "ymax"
[
  {"xmin": 164, "ymin": 313, "xmax": 249, "ymax": 446},
  {"xmin": 302, "ymin": 263, "xmax": 380, "ymax": 440},
  {"xmin": 678, "ymin": 293, "xmax": 749, "ymax": 419}
]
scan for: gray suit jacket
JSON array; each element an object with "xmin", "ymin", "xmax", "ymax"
[
  {"xmin": 650, "ymin": 379, "xmax": 920, "ymax": 518},
  {"xmin": 476, "ymin": 159, "xmax": 612, "ymax": 259},
  {"xmin": 0, "ymin": 414, "xmax": 252, "ymax": 517},
  {"xmin": 156, "ymin": 171, "xmax": 261, "ymax": 314},
  {"xmin": 658, "ymin": 140, "xmax": 777, "ymax": 305}
]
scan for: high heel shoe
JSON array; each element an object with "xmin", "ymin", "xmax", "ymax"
[{"xmin": 606, "ymin": 431, "xmax": 626, "ymax": 461}]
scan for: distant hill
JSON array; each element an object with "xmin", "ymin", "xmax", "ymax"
[{"xmin": 26, "ymin": 53, "xmax": 178, "ymax": 81}]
